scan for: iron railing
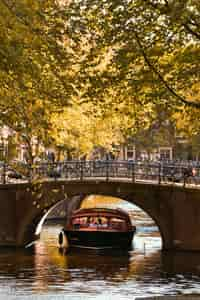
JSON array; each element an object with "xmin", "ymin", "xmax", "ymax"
[{"xmin": 0, "ymin": 160, "xmax": 200, "ymax": 186}]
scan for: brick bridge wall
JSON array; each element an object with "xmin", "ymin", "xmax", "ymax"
[{"xmin": 0, "ymin": 180, "xmax": 200, "ymax": 251}]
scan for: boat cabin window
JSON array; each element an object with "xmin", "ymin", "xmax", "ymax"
[
  {"xmin": 72, "ymin": 217, "xmax": 80, "ymax": 224},
  {"xmin": 72, "ymin": 216, "xmax": 87, "ymax": 228},
  {"xmin": 100, "ymin": 217, "xmax": 108, "ymax": 226},
  {"xmin": 87, "ymin": 216, "xmax": 108, "ymax": 227},
  {"xmin": 80, "ymin": 217, "xmax": 87, "ymax": 224},
  {"xmin": 110, "ymin": 217, "xmax": 126, "ymax": 230},
  {"xmin": 71, "ymin": 215, "xmax": 128, "ymax": 229}
]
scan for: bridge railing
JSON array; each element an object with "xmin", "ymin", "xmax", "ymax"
[{"xmin": 0, "ymin": 160, "xmax": 200, "ymax": 186}]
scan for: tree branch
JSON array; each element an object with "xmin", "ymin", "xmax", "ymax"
[
  {"xmin": 146, "ymin": 0, "xmax": 200, "ymax": 41},
  {"xmin": 183, "ymin": 22, "xmax": 200, "ymax": 40},
  {"xmin": 133, "ymin": 30, "xmax": 200, "ymax": 108}
]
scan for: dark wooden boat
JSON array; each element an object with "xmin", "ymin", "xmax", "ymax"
[{"xmin": 58, "ymin": 207, "xmax": 136, "ymax": 251}]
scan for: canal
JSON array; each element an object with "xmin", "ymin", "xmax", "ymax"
[{"xmin": 0, "ymin": 200, "xmax": 200, "ymax": 299}]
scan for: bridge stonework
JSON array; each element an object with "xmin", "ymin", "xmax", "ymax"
[{"xmin": 0, "ymin": 180, "xmax": 200, "ymax": 251}]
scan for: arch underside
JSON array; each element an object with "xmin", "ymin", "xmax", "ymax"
[
  {"xmin": 14, "ymin": 180, "xmax": 199, "ymax": 251},
  {"xmin": 19, "ymin": 184, "xmax": 168, "ymax": 249}
]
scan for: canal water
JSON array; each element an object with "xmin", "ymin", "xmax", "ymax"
[{"xmin": 0, "ymin": 203, "xmax": 200, "ymax": 299}]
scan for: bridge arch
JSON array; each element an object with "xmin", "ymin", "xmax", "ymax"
[
  {"xmin": 1, "ymin": 179, "xmax": 200, "ymax": 251},
  {"xmin": 14, "ymin": 180, "xmax": 171, "ymax": 249},
  {"xmin": 16, "ymin": 183, "xmax": 86, "ymax": 246}
]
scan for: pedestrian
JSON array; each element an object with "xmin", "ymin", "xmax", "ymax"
[{"xmin": 183, "ymin": 166, "xmax": 193, "ymax": 185}]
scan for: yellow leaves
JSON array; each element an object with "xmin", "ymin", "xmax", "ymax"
[
  {"xmin": 91, "ymin": 114, "xmax": 121, "ymax": 149},
  {"xmin": 184, "ymin": 82, "xmax": 200, "ymax": 102},
  {"xmin": 92, "ymin": 47, "xmax": 114, "ymax": 73},
  {"xmin": 24, "ymin": 81, "xmax": 33, "ymax": 88},
  {"xmin": 51, "ymin": 102, "xmax": 123, "ymax": 157},
  {"xmin": 150, "ymin": 42, "xmax": 164, "ymax": 58},
  {"xmin": 51, "ymin": 105, "xmax": 93, "ymax": 155},
  {"xmin": 173, "ymin": 104, "xmax": 200, "ymax": 139}
]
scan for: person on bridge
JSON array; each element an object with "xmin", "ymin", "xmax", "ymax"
[{"xmin": 183, "ymin": 166, "xmax": 193, "ymax": 185}]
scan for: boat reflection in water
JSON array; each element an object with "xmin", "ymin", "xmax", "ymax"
[{"xmin": 58, "ymin": 207, "xmax": 136, "ymax": 252}]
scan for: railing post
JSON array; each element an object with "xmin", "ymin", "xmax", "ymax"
[
  {"xmin": 183, "ymin": 167, "xmax": 186, "ymax": 187},
  {"xmin": 28, "ymin": 164, "xmax": 32, "ymax": 183},
  {"xmin": 2, "ymin": 161, "xmax": 6, "ymax": 184},
  {"xmin": 183, "ymin": 175, "xmax": 186, "ymax": 187},
  {"xmin": 158, "ymin": 163, "xmax": 161, "ymax": 185},
  {"xmin": 53, "ymin": 162, "xmax": 56, "ymax": 181},
  {"xmin": 106, "ymin": 159, "xmax": 109, "ymax": 182},
  {"xmin": 80, "ymin": 161, "xmax": 83, "ymax": 181},
  {"xmin": 132, "ymin": 162, "xmax": 135, "ymax": 183}
]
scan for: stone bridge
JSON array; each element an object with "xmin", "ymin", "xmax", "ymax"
[{"xmin": 0, "ymin": 178, "xmax": 200, "ymax": 251}]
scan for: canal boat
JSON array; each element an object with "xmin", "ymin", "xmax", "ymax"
[{"xmin": 58, "ymin": 207, "xmax": 136, "ymax": 251}]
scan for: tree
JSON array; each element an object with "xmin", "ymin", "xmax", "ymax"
[
  {"xmin": 173, "ymin": 101, "xmax": 200, "ymax": 159},
  {"xmin": 66, "ymin": 0, "xmax": 200, "ymax": 108},
  {"xmin": 1, "ymin": 0, "xmax": 199, "ymax": 161},
  {"xmin": 61, "ymin": 0, "xmax": 200, "ymax": 156},
  {"xmin": 51, "ymin": 102, "xmax": 124, "ymax": 159},
  {"xmin": 0, "ymin": 0, "xmax": 77, "ymax": 161}
]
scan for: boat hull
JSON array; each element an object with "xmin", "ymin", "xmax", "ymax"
[{"xmin": 63, "ymin": 229, "xmax": 135, "ymax": 250}]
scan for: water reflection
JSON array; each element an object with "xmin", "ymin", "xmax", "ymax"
[
  {"xmin": 1, "ymin": 205, "xmax": 200, "ymax": 298},
  {"xmin": 30, "ymin": 227, "xmax": 164, "ymax": 298},
  {"xmin": 161, "ymin": 251, "xmax": 200, "ymax": 275}
]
